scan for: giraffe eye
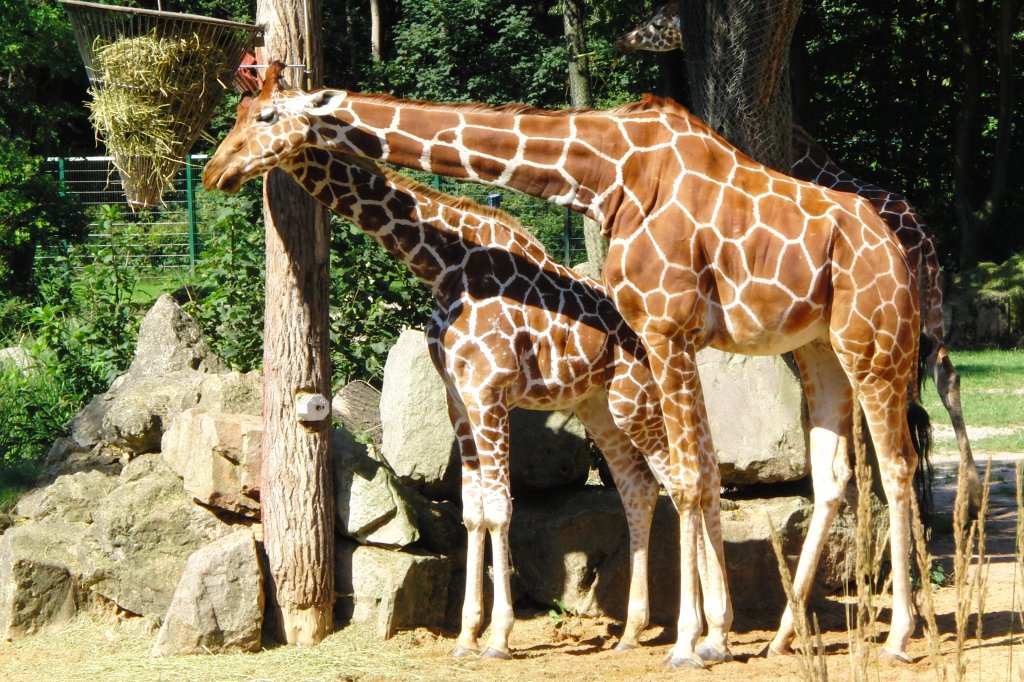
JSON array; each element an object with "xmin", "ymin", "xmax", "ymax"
[
  {"xmin": 309, "ymin": 92, "xmax": 332, "ymax": 109},
  {"xmin": 257, "ymin": 106, "xmax": 278, "ymax": 124}
]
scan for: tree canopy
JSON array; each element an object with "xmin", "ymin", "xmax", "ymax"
[{"xmin": 4, "ymin": 0, "xmax": 1022, "ymax": 269}]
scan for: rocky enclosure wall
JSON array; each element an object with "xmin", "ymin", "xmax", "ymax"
[{"xmin": 0, "ymin": 296, "xmax": 857, "ymax": 652}]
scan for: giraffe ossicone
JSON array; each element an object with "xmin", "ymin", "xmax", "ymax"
[{"xmin": 205, "ymin": 62, "xmax": 928, "ymax": 665}]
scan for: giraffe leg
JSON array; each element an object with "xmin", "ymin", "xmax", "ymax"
[
  {"xmin": 472, "ymin": 399, "xmax": 515, "ymax": 659},
  {"xmin": 859, "ymin": 386, "xmax": 918, "ymax": 662},
  {"xmin": 445, "ymin": 391, "xmax": 487, "ymax": 658},
  {"xmin": 643, "ymin": 338, "xmax": 717, "ymax": 670},
  {"xmin": 574, "ymin": 395, "xmax": 659, "ymax": 651},
  {"xmin": 768, "ymin": 342, "xmax": 853, "ymax": 656},
  {"xmin": 694, "ymin": 437, "xmax": 733, "ymax": 663},
  {"xmin": 931, "ymin": 344, "xmax": 982, "ymax": 514}
]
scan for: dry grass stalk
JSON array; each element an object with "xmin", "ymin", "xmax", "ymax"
[
  {"xmin": 911, "ymin": 490, "xmax": 947, "ymax": 681},
  {"xmin": 972, "ymin": 460, "xmax": 992, "ymax": 655},
  {"xmin": 1011, "ymin": 463, "xmax": 1023, "ymax": 680},
  {"xmin": 768, "ymin": 517, "xmax": 829, "ymax": 681},
  {"xmin": 951, "ymin": 453, "xmax": 991, "ymax": 680}
]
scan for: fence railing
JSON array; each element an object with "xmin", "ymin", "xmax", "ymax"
[{"xmin": 41, "ymin": 155, "xmax": 589, "ymax": 276}]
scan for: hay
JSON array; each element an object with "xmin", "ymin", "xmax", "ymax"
[{"xmin": 86, "ymin": 30, "xmax": 229, "ymax": 208}]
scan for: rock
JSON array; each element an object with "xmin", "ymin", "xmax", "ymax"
[
  {"xmin": 334, "ymin": 539, "xmax": 451, "ymax": 639},
  {"xmin": 15, "ymin": 470, "xmax": 119, "ymax": 524},
  {"xmin": 151, "ymin": 530, "xmax": 264, "ymax": 656},
  {"xmin": 697, "ymin": 348, "xmax": 808, "ymax": 485},
  {"xmin": 333, "ymin": 428, "xmax": 420, "ymax": 548},
  {"xmin": 62, "ymin": 296, "xmax": 260, "ymax": 464},
  {"xmin": 332, "ymin": 381, "xmax": 383, "ymax": 448},
  {"xmin": 379, "ymin": 329, "xmax": 591, "ymax": 501},
  {"xmin": 42, "ymin": 439, "xmax": 126, "ymax": 478},
  {"xmin": 162, "ymin": 409, "xmax": 262, "ymax": 518},
  {"xmin": 0, "ymin": 347, "xmax": 33, "ymax": 371},
  {"xmin": 0, "ymin": 523, "xmax": 87, "ymax": 640},
  {"xmin": 78, "ymin": 454, "xmax": 236, "ymax": 617},
  {"xmin": 508, "ymin": 488, "xmax": 850, "ymax": 627},
  {"xmin": 127, "ymin": 294, "xmax": 226, "ymax": 378},
  {"xmin": 944, "ymin": 287, "xmax": 1024, "ymax": 348}
]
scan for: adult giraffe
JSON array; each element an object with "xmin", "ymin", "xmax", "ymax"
[
  {"xmin": 204, "ymin": 63, "xmax": 927, "ymax": 663},
  {"xmin": 618, "ymin": 0, "xmax": 982, "ymax": 512},
  {"xmin": 205, "ymin": 87, "xmax": 730, "ymax": 666}
]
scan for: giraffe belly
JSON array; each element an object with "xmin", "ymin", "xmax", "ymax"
[{"xmin": 707, "ymin": 317, "xmax": 829, "ymax": 356}]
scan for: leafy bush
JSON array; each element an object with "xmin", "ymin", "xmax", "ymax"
[
  {"xmin": 0, "ymin": 140, "xmax": 88, "ymax": 297},
  {"xmin": 185, "ymin": 190, "xmax": 267, "ymax": 372},
  {"xmin": 0, "ymin": 348, "xmax": 82, "ymax": 478}
]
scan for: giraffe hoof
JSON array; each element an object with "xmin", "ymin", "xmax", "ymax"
[
  {"xmin": 666, "ymin": 655, "xmax": 706, "ymax": 670},
  {"xmin": 880, "ymin": 649, "xmax": 914, "ymax": 664},
  {"xmin": 759, "ymin": 643, "xmax": 790, "ymax": 658},
  {"xmin": 695, "ymin": 642, "xmax": 733, "ymax": 663},
  {"xmin": 614, "ymin": 640, "xmax": 637, "ymax": 652},
  {"xmin": 451, "ymin": 645, "xmax": 479, "ymax": 658},
  {"xmin": 480, "ymin": 647, "xmax": 511, "ymax": 660}
]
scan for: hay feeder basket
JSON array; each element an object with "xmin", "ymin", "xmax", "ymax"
[{"xmin": 61, "ymin": 0, "xmax": 260, "ymax": 209}]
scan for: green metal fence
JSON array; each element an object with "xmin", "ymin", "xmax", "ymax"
[
  {"xmin": 42, "ymin": 155, "xmax": 206, "ymax": 276},
  {"xmin": 42, "ymin": 156, "xmax": 589, "ymax": 274}
]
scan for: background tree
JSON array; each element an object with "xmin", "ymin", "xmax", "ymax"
[{"xmin": 953, "ymin": 0, "xmax": 1021, "ymax": 269}]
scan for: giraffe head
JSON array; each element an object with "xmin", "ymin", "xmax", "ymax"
[
  {"xmin": 203, "ymin": 61, "xmax": 349, "ymax": 193},
  {"xmin": 615, "ymin": 1, "xmax": 683, "ymax": 53}
]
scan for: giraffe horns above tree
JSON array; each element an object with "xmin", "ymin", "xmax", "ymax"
[{"xmin": 205, "ymin": 66, "xmax": 931, "ymax": 666}]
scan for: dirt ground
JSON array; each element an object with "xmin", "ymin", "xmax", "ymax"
[{"xmin": 0, "ymin": 451, "xmax": 1021, "ymax": 681}]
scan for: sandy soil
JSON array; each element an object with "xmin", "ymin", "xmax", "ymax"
[{"xmin": 0, "ymin": 451, "xmax": 1021, "ymax": 681}]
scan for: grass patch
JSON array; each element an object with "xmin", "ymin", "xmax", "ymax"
[{"xmin": 921, "ymin": 349, "xmax": 1024, "ymax": 447}]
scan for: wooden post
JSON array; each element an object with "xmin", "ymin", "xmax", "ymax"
[{"xmin": 256, "ymin": 0, "xmax": 334, "ymax": 645}]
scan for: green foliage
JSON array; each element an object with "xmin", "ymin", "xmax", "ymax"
[
  {"xmin": 0, "ymin": 349, "xmax": 81, "ymax": 476},
  {"xmin": 329, "ymin": 217, "xmax": 433, "ymax": 386},
  {"xmin": 184, "ymin": 188, "xmax": 267, "ymax": 372},
  {"xmin": 374, "ymin": 0, "xmax": 566, "ymax": 105},
  {"xmin": 0, "ymin": 140, "xmax": 88, "ymax": 297},
  {"xmin": 183, "ymin": 188, "xmax": 432, "ymax": 387}
]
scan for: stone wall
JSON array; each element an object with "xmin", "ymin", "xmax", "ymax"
[{"xmin": 1, "ymin": 296, "xmax": 856, "ymax": 654}]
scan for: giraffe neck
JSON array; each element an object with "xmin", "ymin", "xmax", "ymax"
[
  {"xmin": 305, "ymin": 92, "xmax": 680, "ymax": 225},
  {"xmin": 790, "ymin": 128, "xmax": 864, "ymax": 189},
  {"xmin": 285, "ymin": 148, "xmax": 547, "ymax": 294}
]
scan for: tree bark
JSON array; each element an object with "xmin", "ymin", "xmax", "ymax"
[
  {"xmin": 563, "ymin": 0, "xmax": 606, "ymax": 271},
  {"xmin": 256, "ymin": 0, "xmax": 334, "ymax": 646},
  {"xmin": 370, "ymin": 0, "xmax": 382, "ymax": 62},
  {"xmin": 954, "ymin": 0, "xmax": 1020, "ymax": 270}
]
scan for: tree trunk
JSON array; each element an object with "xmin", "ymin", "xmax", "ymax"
[
  {"xmin": 370, "ymin": 0, "xmax": 382, "ymax": 62},
  {"xmin": 563, "ymin": 0, "xmax": 605, "ymax": 272},
  {"xmin": 954, "ymin": 0, "xmax": 1019, "ymax": 270},
  {"xmin": 256, "ymin": 0, "xmax": 334, "ymax": 646}
]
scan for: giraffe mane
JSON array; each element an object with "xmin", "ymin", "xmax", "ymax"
[{"xmin": 378, "ymin": 167, "xmax": 548, "ymax": 251}]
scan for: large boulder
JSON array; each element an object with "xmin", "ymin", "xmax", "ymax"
[
  {"xmin": 334, "ymin": 539, "xmax": 451, "ymax": 638},
  {"xmin": 333, "ymin": 428, "xmax": 421, "ymax": 549},
  {"xmin": 509, "ymin": 488, "xmax": 851, "ymax": 627},
  {"xmin": 64, "ymin": 296, "xmax": 260, "ymax": 463},
  {"xmin": 152, "ymin": 530, "xmax": 264, "ymax": 656},
  {"xmin": 126, "ymin": 294, "xmax": 227, "ymax": 378},
  {"xmin": 379, "ymin": 329, "xmax": 591, "ymax": 501},
  {"xmin": 697, "ymin": 348, "xmax": 808, "ymax": 485},
  {"xmin": 78, "ymin": 454, "xmax": 237, "ymax": 617},
  {"xmin": 15, "ymin": 470, "xmax": 119, "ymax": 524},
  {"xmin": 0, "ymin": 523, "xmax": 86, "ymax": 640},
  {"xmin": 161, "ymin": 409, "xmax": 262, "ymax": 518}
]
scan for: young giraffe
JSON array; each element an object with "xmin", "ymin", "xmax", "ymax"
[
  {"xmin": 618, "ymin": 1, "xmax": 983, "ymax": 513},
  {"xmin": 205, "ymin": 84, "xmax": 729, "ymax": 663},
  {"xmin": 204, "ymin": 65, "xmax": 926, "ymax": 664}
]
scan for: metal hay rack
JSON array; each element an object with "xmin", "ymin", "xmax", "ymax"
[{"xmin": 61, "ymin": 0, "xmax": 260, "ymax": 209}]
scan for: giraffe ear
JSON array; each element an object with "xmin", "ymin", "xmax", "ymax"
[{"xmin": 260, "ymin": 61, "xmax": 289, "ymax": 100}]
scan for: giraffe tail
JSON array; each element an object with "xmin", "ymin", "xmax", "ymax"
[{"xmin": 908, "ymin": 343, "xmax": 934, "ymax": 527}]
